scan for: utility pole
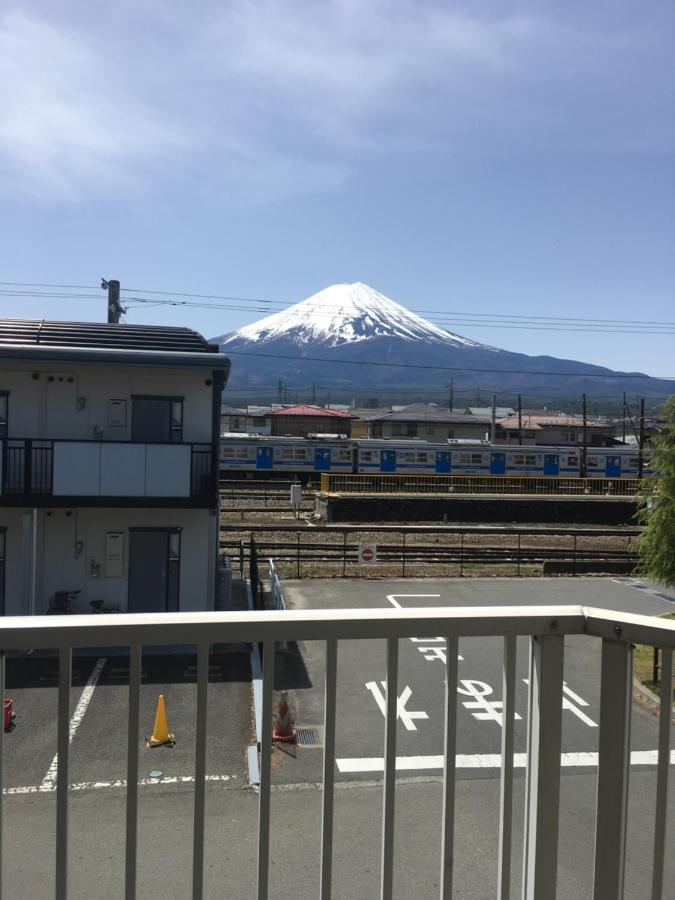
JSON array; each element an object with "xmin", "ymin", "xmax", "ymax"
[
  {"xmin": 581, "ymin": 393, "xmax": 588, "ymax": 479},
  {"xmin": 277, "ymin": 380, "xmax": 284, "ymax": 404},
  {"xmin": 448, "ymin": 379, "xmax": 454, "ymax": 412},
  {"xmin": 476, "ymin": 389, "xmax": 481, "ymax": 407},
  {"xmin": 622, "ymin": 392, "xmax": 626, "ymax": 444},
  {"xmin": 490, "ymin": 393, "xmax": 497, "ymax": 444},
  {"xmin": 311, "ymin": 383, "xmax": 317, "ymax": 405},
  {"xmin": 102, "ymin": 278, "xmax": 124, "ymax": 324},
  {"xmin": 638, "ymin": 397, "xmax": 645, "ymax": 479},
  {"xmin": 517, "ymin": 394, "xmax": 522, "ymax": 446}
]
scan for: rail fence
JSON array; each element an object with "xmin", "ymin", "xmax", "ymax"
[
  {"xmin": 0, "ymin": 606, "xmax": 672, "ymax": 898},
  {"xmin": 222, "ymin": 525, "xmax": 640, "ymax": 579},
  {"xmin": 320, "ymin": 473, "xmax": 642, "ymax": 496}
]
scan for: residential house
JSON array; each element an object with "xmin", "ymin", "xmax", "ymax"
[
  {"xmin": 268, "ymin": 404, "xmax": 357, "ymax": 437},
  {"xmin": 495, "ymin": 414, "xmax": 615, "ymax": 447},
  {"xmin": 221, "ymin": 404, "xmax": 272, "ymax": 435},
  {"xmin": 0, "ymin": 319, "xmax": 229, "ymax": 615},
  {"xmin": 368, "ymin": 404, "xmax": 492, "ymax": 441}
]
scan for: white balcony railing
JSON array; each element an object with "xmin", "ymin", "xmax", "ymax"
[{"xmin": 0, "ymin": 604, "xmax": 673, "ymax": 899}]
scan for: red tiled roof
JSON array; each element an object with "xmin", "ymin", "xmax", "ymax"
[{"xmin": 268, "ymin": 404, "xmax": 357, "ymax": 418}]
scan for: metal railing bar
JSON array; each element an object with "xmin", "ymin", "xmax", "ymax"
[
  {"xmin": 0, "ymin": 606, "xmax": 589, "ymax": 650},
  {"xmin": 125, "ymin": 644, "xmax": 142, "ymax": 900},
  {"xmin": 320, "ymin": 639, "xmax": 338, "ymax": 900},
  {"xmin": 56, "ymin": 646, "xmax": 72, "ymax": 900},
  {"xmin": 592, "ymin": 640, "xmax": 633, "ymax": 900},
  {"xmin": 0, "ymin": 651, "xmax": 4, "ymax": 897},
  {"xmin": 498, "ymin": 635, "xmax": 517, "ymax": 900},
  {"xmin": 522, "ymin": 634, "xmax": 564, "ymax": 900},
  {"xmin": 440, "ymin": 635, "xmax": 459, "ymax": 899},
  {"xmin": 381, "ymin": 637, "xmax": 399, "ymax": 900},
  {"xmin": 650, "ymin": 646, "xmax": 672, "ymax": 900},
  {"xmin": 257, "ymin": 641, "xmax": 274, "ymax": 900},
  {"xmin": 584, "ymin": 607, "xmax": 675, "ymax": 649},
  {"xmin": 192, "ymin": 641, "xmax": 210, "ymax": 900}
]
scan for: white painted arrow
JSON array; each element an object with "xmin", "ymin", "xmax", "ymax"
[{"xmin": 365, "ymin": 680, "xmax": 430, "ymax": 731}]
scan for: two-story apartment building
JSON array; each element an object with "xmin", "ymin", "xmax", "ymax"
[{"xmin": 0, "ymin": 319, "xmax": 229, "ymax": 615}]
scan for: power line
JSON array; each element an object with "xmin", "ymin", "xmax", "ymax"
[{"xmin": 3, "ymin": 281, "xmax": 675, "ymax": 330}]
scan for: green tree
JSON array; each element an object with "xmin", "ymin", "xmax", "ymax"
[{"xmin": 637, "ymin": 394, "xmax": 675, "ymax": 586}]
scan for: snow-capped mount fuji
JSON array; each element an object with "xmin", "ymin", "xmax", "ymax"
[
  {"xmin": 212, "ymin": 282, "xmax": 673, "ymax": 402},
  {"xmin": 218, "ymin": 282, "xmax": 488, "ymax": 350}
]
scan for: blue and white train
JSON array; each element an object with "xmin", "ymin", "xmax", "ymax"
[{"xmin": 220, "ymin": 434, "xmax": 650, "ymax": 480}]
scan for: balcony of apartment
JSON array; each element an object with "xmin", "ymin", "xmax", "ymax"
[
  {"xmin": 0, "ymin": 602, "xmax": 672, "ymax": 898},
  {"xmin": 0, "ymin": 438, "xmax": 213, "ymax": 505}
]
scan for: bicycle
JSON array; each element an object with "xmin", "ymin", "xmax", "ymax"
[
  {"xmin": 89, "ymin": 599, "xmax": 123, "ymax": 614},
  {"xmin": 46, "ymin": 590, "xmax": 80, "ymax": 614}
]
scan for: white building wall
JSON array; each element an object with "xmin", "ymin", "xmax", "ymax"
[
  {"xmin": 0, "ymin": 507, "xmax": 215, "ymax": 615},
  {"xmin": 3, "ymin": 363, "xmax": 213, "ymax": 442}
]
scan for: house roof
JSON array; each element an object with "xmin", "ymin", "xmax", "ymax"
[
  {"xmin": 220, "ymin": 404, "xmax": 246, "ymax": 415},
  {"xmin": 465, "ymin": 407, "xmax": 516, "ymax": 417},
  {"xmin": 498, "ymin": 415, "xmax": 607, "ymax": 430},
  {"xmin": 0, "ymin": 318, "xmax": 230, "ymax": 371},
  {"xmin": 269, "ymin": 404, "xmax": 357, "ymax": 418},
  {"xmin": 372, "ymin": 404, "xmax": 491, "ymax": 425}
]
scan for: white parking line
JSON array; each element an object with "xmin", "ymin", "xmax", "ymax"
[
  {"xmin": 5, "ymin": 773, "xmax": 236, "ymax": 796},
  {"xmin": 39, "ymin": 657, "xmax": 107, "ymax": 792},
  {"xmin": 336, "ymin": 750, "xmax": 675, "ymax": 774}
]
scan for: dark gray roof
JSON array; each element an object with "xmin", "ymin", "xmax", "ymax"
[
  {"xmin": 0, "ymin": 319, "xmax": 216, "ymax": 353},
  {"xmin": 0, "ymin": 318, "xmax": 230, "ymax": 372},
  {"xmin": 372, "ymin": 404, "xmax": 491, "ymax": 425}
]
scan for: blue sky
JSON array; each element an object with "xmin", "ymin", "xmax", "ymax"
[{"xmin": 1, "ymin": 1, "xmax": 673, "ymax": 377}]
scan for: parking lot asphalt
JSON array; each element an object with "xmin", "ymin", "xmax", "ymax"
[
  {"xmin": 271, "ymin": 577, "xmax": 673, "ymax": 788},
  {"xmin": 3, "ymin": 647, "xmax": 252, "ymax": 792}
]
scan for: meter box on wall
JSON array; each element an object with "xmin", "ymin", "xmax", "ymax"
[{"xmin": 105, "ymin": 532, "xmax": 125, "ymax": 577}]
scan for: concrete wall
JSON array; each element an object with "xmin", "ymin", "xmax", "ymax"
[
  {"xmin": 0, "ymin": 506, "xmax": 216, "ymax": 615},
  {"xmin": 320, "ymin": 495, "xmax": 637, "ymax": 525},
  {"xmin": 3, "ymin": 362, "xmax": 214, "ymax": 443}
]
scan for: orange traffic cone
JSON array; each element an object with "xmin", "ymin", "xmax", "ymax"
[
  {"xmin": 272, "ymin": 691, "xmax": 296, "ymax": 743},
  {"xmin": 146, "ymin": 694, "xmax": 175, "ymax": 747}
]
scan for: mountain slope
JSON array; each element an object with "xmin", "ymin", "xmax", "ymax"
[{"xmin": 212, "ymin": 282, "xmax": 673, "ymax": 401}]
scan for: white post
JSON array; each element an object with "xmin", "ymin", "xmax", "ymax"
[{"xmin": 522, "ymin": 634, "xmax": 564, "ymax": 900}]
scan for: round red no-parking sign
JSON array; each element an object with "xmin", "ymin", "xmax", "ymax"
[{"xmin": 358, "ymin": 544, "xmax": 377, "ymax": 564}]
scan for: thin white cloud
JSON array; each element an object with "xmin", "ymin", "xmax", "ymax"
[{"xmin": 0, "ymin": 2, "xmax": 671, "ymax": 202}]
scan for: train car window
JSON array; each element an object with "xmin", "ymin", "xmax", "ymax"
[
  {"xmin": 338, "ymin": 450, "xmax": 352, "ymax": 461},
  {"xmin": 512, "ymin": 454, "xmax": 536, "ymax": 465},
  {"xmin": 587, "ymin": 456, "xmax": 599, "ymax": 467},
  {"xmin": 360, "ymin": 451, "xmax": 374, "ymax": 462},
  {"xmin": 235, "ymin": 447, "xmax": 252, "ymax": 459},
  {"xmin": 222, "ymin": 446, "xmax": 236, "ymax": 458},
  {"xmin": 281, "ymin": 448, "xmax": 294, "ymax": 460},
  {"xmin": 458, "ymin": 453, "xmax": 484, "ymax": 465},
  {"xmin": 416, "ymin": 452, "xmax": 429, "ymax": 463},
  {"xmin": 567, "ymin": 454, "xmax": 578, "ymax": 466},
  {"xmin": 403, "ymin": 452, "xmax": 416, "ymax": 462},
  {"xmin": 629, "ymin": 457, "xmax": 640, "ymax": 468},
  {"xmin": 293, "ymin": 449, "xmax": 308, "ymax": 460}
]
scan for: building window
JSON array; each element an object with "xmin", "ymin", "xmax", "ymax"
[
  {"xmin": 231, "ymin": 417, "xmax": 242, "ymax": 430},
  {"xmin": 392, "ymin": 423, "xmax": 417, "ymax": 437},
  {"xmin": 252, "ymin": 417, "xmax": 267, "ymax": 425},
  {"xmin": 132, "ymin": 397, "xmax": 183, "ymax": 442}
]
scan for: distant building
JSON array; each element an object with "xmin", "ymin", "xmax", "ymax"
[
  {"xmin": 268, "ymin": 404, "xmax": 357, "ymax": 437},
  {"xmin": 464, "ymin": 406, "xmax": 516, "ymax": 418},
  {"xmin": 496, "ymin": 414, "xmax": 615, "ymax": 447},
  {"xmin": 368, "ymin": 404, "xmax": 492, "ymax": 441},
  {"xmin": 0, "ymin": 319, "xmax": 229, "ymax": 615},
  {"xmin": 221, "ymin": 404, "xmax": 272, "ymax": 435}
]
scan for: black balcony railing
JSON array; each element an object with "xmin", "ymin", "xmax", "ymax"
[
  {"xmin": 3, "ymin": 440, "xmax": 53, "ymax": 495},
  {"xmin": 2, "ymin": 439, "xmax": 216, "ymax": 500},
  {"xmin": 190, "ymin": 445, "xmax": 213, "ymax": 496}
]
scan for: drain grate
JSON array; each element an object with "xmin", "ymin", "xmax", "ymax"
[{"xmin": 295, "ymin": 727, "xmax": 322, "ymax": 747}]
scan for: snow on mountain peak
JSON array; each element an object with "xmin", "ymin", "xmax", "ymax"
[{"xmin": 216, "ymin": 282, "xmax": 486, "ymax": 349}]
